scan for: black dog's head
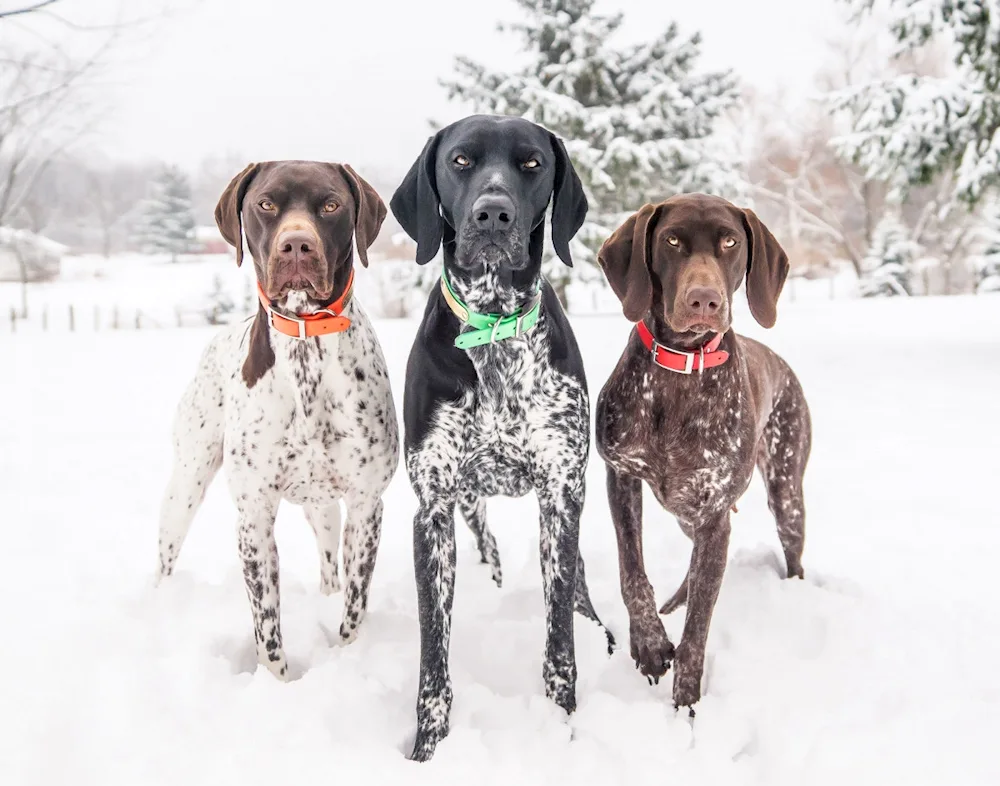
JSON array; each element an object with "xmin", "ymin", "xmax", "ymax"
[
  {"xmin": 599, "ymin": 194, "xmax": 789, "ymax": 337},
  {"xmin": 390, "ymin": 115, "xmax": 587, "ymax": 278},
  {"xmin": 215, "ymin": 161, "xmax": 386, "ymax": 308}
]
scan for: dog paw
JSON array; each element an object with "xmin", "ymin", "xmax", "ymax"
[
  {"xmin": 153, "ymin": 562, "xmax": 173, "ymax": 586},
  {"xmin": 673, "ymin": 675, "xmax": 701, "ymax": 709},
  {"xmin": 320, "ymin": 573, "xmax": 342, "ymax": 595},
  {"xmin": 410, "ymin": 727, "xmax": 446, "ymax": 762},
  {"xmin": 543, "ymin": 660, "xmax": 578, "ymax": 715},
  {"xmin": 260, "ymin": 651, "xmax": 290, "ymax": 682},
  {"xmin": 658, "ymin": 596, "xmax": 686, "ymax": 616},
  {"xmin": 338, "ymin": 621, "xmax": 360, "ymax": 646},
  {"xmin": 629, "ymin": 616, "xmax": 675, "ymax": 681},
  {"xmin": 476, "ymin": 538, "xmax": 503, "ymax": 588},
  {"xmin": 671, "ymin": 642, "xmax": 703, "ymax": 707}
]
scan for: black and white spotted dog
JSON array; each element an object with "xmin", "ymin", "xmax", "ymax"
[
  {"xmin": 390, "ymin": 115, "xmax": 612, "ymax": 761},
  {"xmin": 156, "ymin": 161, "xmax": 399, "ymax": 679}
]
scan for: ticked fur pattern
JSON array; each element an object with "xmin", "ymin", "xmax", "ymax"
[
  {"xmin": 406, "ymin": 258, "xmax": 609, "ymax": 761},
  {"xmin": 156, "ymin": 294, "xmax": 399, "ymax": 679}
]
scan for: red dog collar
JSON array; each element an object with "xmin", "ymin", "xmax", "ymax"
[
  {"xmin": 636, "ymin": 320, "xmax": 730, "ymax": 374},
  {"xmin": 257, "ymin": 271, "xmax": 354, "ymax": 339}
]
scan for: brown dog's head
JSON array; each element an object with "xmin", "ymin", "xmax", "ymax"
[
  {"xmin": 214, "ymin": 161, "xmax": 386, "ymax": 307},
  {"xmin": 598, "ymin": 194, "xmax": 789, "ymax": 337}
]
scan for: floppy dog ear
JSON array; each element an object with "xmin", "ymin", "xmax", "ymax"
[
  {"xmin": 598, "ymin": 203, "xmax": 661, "ymax": 323},
  {"xmin": 390, "ymin": 133, "xmax": 443, "ymax": 265},
  {"xmin": 741, "ymin": 208, "xmax": 789, "ymax": 328},
  {"xmin": 337, "ymin": 164, "xmax": 387, "ymax": 268},
  {"xmin": 214, "ymin": 163, "xmax": 260, "ymax": 268},
  {"xmin": 549, "ymin": 133, "xmax": 588, "ymax": 267}
]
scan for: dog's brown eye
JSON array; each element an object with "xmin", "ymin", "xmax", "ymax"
[
  {"xmin": 454, "ymin": 155, "xmax": 471, "ymax": 167},
  {"xmin": 259, "ymin": 200, "xmax": 276, "ymax": 211},
  {"xmin": 323, "ymin": 202, "xmax": 338, "ymax": 214},
  {"xmin": 666, "ymin": 235, "xmax": 680, "ymax": 247},
  {"xmin": 523, "ymin": 158, "xmax": 540, "ymax": 169},
  {"xmin": 722, "ymin": 236, "xmax": 737, "ymax": 249}
]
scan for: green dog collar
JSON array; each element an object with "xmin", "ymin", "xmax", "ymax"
[{"xmin": 440, "ymin": 270, "xmax": 542, "ymax": 350}]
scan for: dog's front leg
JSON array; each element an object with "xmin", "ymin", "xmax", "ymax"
[
  {"xmin": 235, "ymin": 500, "xmax": 288, "ymax": 680},
  {"xmin": 339, "ymin": 494, "xmax": 383, "ymax": 644},
  {"xmin": 673, "ymin": 512, "xmax": 731, "ymax": 709},
  {"xmin": 608, "ymin": 465, "xmax": 675, "ymax": 681},
  {"xmin": 536, "ymin": 474, "xmax": 583, "ymax": 715},
  {"xmin": 411, "ymin": 491, "xmax": 458, "ymax": 762}
]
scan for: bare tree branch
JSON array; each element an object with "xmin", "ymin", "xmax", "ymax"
[{"xmin": 0, "ymin": 1, "xmax": 60, "ymax": 22}]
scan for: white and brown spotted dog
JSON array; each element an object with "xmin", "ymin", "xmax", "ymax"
[{"xmin": 156, "ymin": 161, "xmax": 399, "ymax": 679}]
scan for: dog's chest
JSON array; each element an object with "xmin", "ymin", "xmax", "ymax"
[
  {"xmin": 452, "ymin": 332, "xmax": 586, "ymax": 497},
  {"xmin": 225, "ymin": 318, "xmax": 397, "ymax": 506},
  {"xmin": 598, "ymin": 358, "xmax": 756, "ymax": 518}
]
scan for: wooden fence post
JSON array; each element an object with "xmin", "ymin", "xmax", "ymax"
[
  {"xmin": 68, "ymin": 305, "xmax": 75, "ymax": 332},
  {"xmin": 9, "ymin": 307, "xmax": 15, "ymax": 333},
  {"xmin": 42, "ymin": 307, "xmax": 48, "ymax": 331},
  {"xmin": 135, "ymin": 310, "xmax": 141, "ymax": 330}
]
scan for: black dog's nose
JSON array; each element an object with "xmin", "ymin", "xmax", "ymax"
[
  {"xmin": 276, "ymin": 229, "xmax": 318, "ymax": 263},
  {"xmin": 472, "ymin": 194, "xmax": 516, "ymax": 233},
  {"xmin": 686, "ymin": 287, "xmax": 722, "ymax": 317}
]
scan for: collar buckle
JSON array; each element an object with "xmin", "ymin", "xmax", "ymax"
[
  {"xmin": 651, "ymin": 340, "xmax": 696, "ymax": 374},
  {"xmin": 267, "ymin": 307, "xmax": 307, "ymax": 340}
]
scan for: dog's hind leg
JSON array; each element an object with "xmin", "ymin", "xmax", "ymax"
[
  {"xmin": 658, "ymin": 569, "xmax": 689, "ymax": 615},
  {"xmin": 757, "ymin": 376, "xmax": 811, "ymax": 580},
  {"xmin": 659, "ymin": 519, "xmax": 693, "ymax": 615},
  {"xmin": 573, "ymin": 553, "xmax": 616, "ymax": 654},
  {"xmin": 156, "ymin": 360, "xmax": 224, "ymax": 582},
  {"xmin": 457, "ymin": 490, "xmax": 501, "ymax": 587},
  {"xmin": 338, "ymin": 493, "xmax": 383, "ymax": 644},
  {"xmin": 305, "ymin": 502, "xmax": 342, "ymax": 595}
]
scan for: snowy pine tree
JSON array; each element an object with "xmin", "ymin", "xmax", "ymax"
[
  {"xmin": 138, "ymin": 165, "xmax": 196, "ymax": 262},
  {"xmin": 973, "ymin": 200, "xmax": 1000, "ymax": 293},
  {"xmin": 834, "ymin": 0, "xmax": 1000, "ymax": 205},
  {"xmin": 861, "ymin": 213, "xmax": 918, "ymax": 296},
  {"xmin": 443, "ymin": 0, "xmax": 744, "ymax": 302}
]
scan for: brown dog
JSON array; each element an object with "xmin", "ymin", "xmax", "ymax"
[{"xmin": 595, "ymin": 193, "xmax": 811, "ymax": 710}]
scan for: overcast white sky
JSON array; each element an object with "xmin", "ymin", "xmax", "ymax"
[{"xmin": 10, "ymin": 0, "xmax": 843, "ymax": 179}]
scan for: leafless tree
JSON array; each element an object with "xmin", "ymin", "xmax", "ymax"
[
  {"xmin": 87, "ymin": 163, "xmax": 154, "ymax": 256},
  {"xmin": 743, "ymin": 13, "xmax": 979, "ymax": 292},
  {"xmin": 0, "ymin": 2, "xmax": 61, "ymax": 22},
  {"xmin": 0, "ymin": 0, "xmax": 168, "ymax": 316}
]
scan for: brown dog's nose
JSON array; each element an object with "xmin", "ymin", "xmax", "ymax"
[
  {"xmin": 686, "ymin": 287, "xmax": 722, "ymax": 317},
  {"xmin": 276, "ymin": 229, "xmax": 319, "ymax": 263}
]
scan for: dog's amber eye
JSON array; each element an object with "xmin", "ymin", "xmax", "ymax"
[
  {"xmin": 323, "ymin": 202, "xmax": 338, "ymax": 214},
  {"xmin": 523, "ymin": 158, "xmax": 540, "ymax": 169},
  {"xmin": 666, "ymin": 235, "xmax": 680, "ymax": 247},
  {"xmin": 259, "ymin": 200, "xmax": 276, "ymax": 211},
  {"xmin": 454, "ymin": 155, "xmax": 471, "ymax": 167},
  {"xmin": 722, "ymin": 236, "xmax": 737, "ymax": 249}
]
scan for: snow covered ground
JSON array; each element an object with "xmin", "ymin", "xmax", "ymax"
[{"xmin": 2, "ymin": 293, "xmax": 999, "ymax": 785}]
